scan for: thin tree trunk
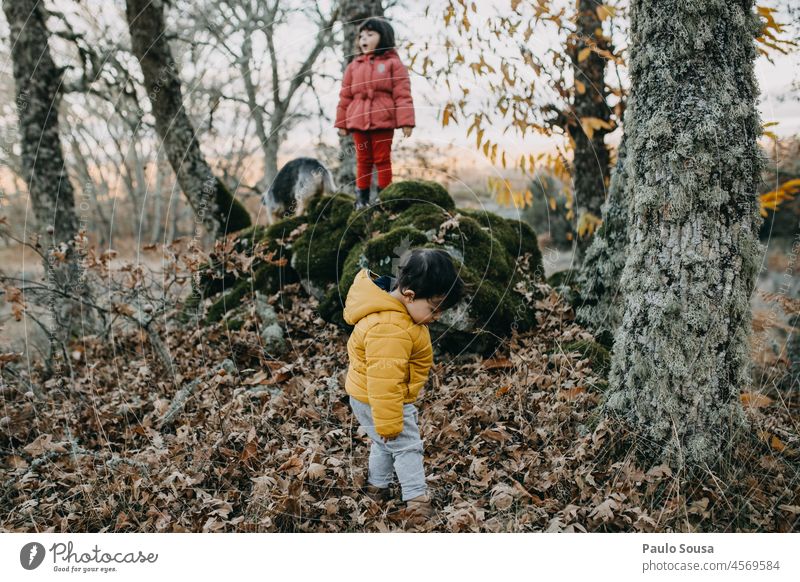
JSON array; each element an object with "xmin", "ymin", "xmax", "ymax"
[
  {"xmin": 260, "ymin": 3, "xmax": 339, "ymax": 190},
  {"xmin": 575, "ymin": 138, "xmax": 628, "ymax": 347},
  {"xmin": 4, "ymin": 0, "xmax": 95, "ymax": 355},
  {"xmin": 68, "ymin": 134, "xmax": 111, "ymax": 248},
  {"xmin": 240, "ymin": 31, "xmax": 275, "ymax": 192},
  {"xmin": 604, "ymin": 0, "xmax": 764, "ymax": 468},
  {"xmin": 125, "ymin": 0, "xmax": 251, "ymax": 239},
  {"xmin": 569, "ymin": 0, "xmax": 612, "ymax": 263},
  {"xmin": 150, "ymin": 148, "xmax": 167, "ymax": 244},
  {"xmin": 335, "ymin": 0, "xmax": 385, "ymax": 193}
]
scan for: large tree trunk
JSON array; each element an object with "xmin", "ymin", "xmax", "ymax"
[
  {"xmin": 605, "ymin": 0, "xmax": 764, "ymax": 468},
  {"xmin": 4, "ymin": 0, "xmax": 95, "ymax": 353},
  {"xmin": 568, "ymin": 0, "xmax": 612, "ymax": 263},
  {"xmin": 335, "ymin": 0, "xmax": 384, "ymax": 193},
  {"xmin": 575, "ymin": 138, "xmax": 628, "ymax": 347},
  {"xmin": 125, "ymin": 0, "xmax": 250, "ymax": 240}
]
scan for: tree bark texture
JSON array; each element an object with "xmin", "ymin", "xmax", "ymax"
[
  {"xmin": 605, "ymin": 0, "xmax": 764, "ymax": 467},
  {"xmin": 569, "ymin": 0, "xmax": 612, "ymax": 263},
  {"xmin": 4, "ymin": 0, "xmax": 95, "ymax": 348},
  {"xmin": 576, "ymin": 138, "xmax": 628, "ymax": 346},
  {"xmin": 125, "ymin": 0, "xmax": 251, "ymax": 239}
]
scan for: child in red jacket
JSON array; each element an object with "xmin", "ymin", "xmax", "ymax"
[{"xmin": 334, "ymin": 17, "xmax": 415, "ymax": 209}]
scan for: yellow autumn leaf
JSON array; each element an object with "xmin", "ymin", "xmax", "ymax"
[
  {"xmin": 577, "ymin": 211, "xmax": 603, "ymax": 238},
  {"xmin": 442, "ymin": 103, "xmax": 455, "ymax": 127},
  {"xmin": 740, "ymin": 392, "xmax": 773, "ymax": 408},
  {"xmin": 578, "ymin": 47, "xmax": 592, "ymax": 62},
  {"xmin": 596, "ymin": 4, "xmax": 616, "ymax": 20},
  {"xmin": 580, "ymin": 116, "xmax": 614, "ymax": 139},
  {"xmin": 575, "ymin": 79, "xmax": 586, "ymax": 94},
  {"xmin": 759, "ymin": 178, "xmax": 799, "ymax": 215}
]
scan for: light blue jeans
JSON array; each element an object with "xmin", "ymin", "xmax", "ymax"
[{"xmin": 349, "ymin": 395, "xmax": 428, "ymax": 501}]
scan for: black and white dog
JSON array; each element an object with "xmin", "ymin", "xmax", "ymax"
[{"xmin": 261, "ymin": 157, "xmax": 337, "ymax": 225}]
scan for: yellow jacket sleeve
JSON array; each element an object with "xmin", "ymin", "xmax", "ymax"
[{"xmin": 364, "ymin": 322, "xmax": 412, "ymax": 437}]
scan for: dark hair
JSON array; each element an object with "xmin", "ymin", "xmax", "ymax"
[
  {"xmin": 357, "ymin": 17, "xmax": 396, "ymax": 56},
  {"xmin": 393, "ymin": 248, "xmax": 468, "ymax": 311}
]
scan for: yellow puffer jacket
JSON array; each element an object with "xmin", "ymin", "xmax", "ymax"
[{"xmin": 343, "ymin": 268, "xmax": 433, "ymax": 437}]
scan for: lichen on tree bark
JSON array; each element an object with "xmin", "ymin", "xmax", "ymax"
[
  {"xmin": 4, "ymin": 0, "xmax": 96, "ymax": 352},
  {"xmin": 576, "ymin": 138, "xmax": 628, "ymax": 346},
  {"xmin": 604, "ymin": 0, "xmax": 765, "ymax": 467}
]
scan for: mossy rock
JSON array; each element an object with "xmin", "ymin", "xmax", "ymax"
[
  {"xmin": 561, "ymin": 339, "xmax": 612, "ymax": 378},
  {"xmin": 547, "ymin": 268, "xmax": 583, "ymax": 309},
  {"xmin": 215, "ymin": 178, "xmax": 252, "ymax": 235},
  {"xmin": 205, "ymin": 260, "xmax": 297, "ymax": 324},
  {"xmin": 195, "ymin": 216, "xmax": 305, "ymax": 300},
  {"xmin": 194, "ymin": 214, "xmax": 306, "ymax": 324},
  {"xmin": 290, "ymin": 194, "xmax": 368, "ymax": 292},
  {"xmin": 546, "ymin": 268, "xmax": 579, "ymax": 288},
  {"xmin": 378, "ymin": 179, "xmax": 456, "ymax": 212},
  {"xmin": 371, "ymin": 203, "xmax": 452, "ymax": 234},
  {"xmin": 318, "ymin": 227, "xmax": 430, "ymax": 324},
  {"xmin": 428, "ymin": 261, "xmax": 536, "ymax": 352},
  {"xmin": 459, "ymin": 209, "xmax": 539, "ymax": 260},
  {"xmin": 184, "ymin": 179, "xmax": 546, "ymax": 357},
  {"xmin": 317, "ymin": 240, "xmax": 366, "ymax": 327},
  {"xmin": 439, "ymin": 215, "xmax": 513, "ymax": 283}
]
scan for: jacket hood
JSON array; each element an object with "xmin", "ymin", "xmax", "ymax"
[{"xmin": 343, "ymin": 268, "xmax": 407, "ymax": 325}]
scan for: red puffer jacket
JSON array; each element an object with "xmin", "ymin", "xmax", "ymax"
[{"xmin": 335, "ymin": 48, "xmax": 415, "ymax": 132}]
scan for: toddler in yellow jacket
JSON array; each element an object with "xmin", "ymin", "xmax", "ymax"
[{"xmin": 343, "ymin": 248, "xmax": 466, "ymax": 515}]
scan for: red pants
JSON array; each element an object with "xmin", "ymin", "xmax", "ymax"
[{"xmin": 351, "ymin": 128, "xmax": 394, "ymax": 189}]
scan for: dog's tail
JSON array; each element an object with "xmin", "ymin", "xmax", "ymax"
[{"xmin": 322, "ymin": 167, "xmax": 336, "ymax": 194}]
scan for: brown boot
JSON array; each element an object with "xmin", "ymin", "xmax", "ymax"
[
  {"xmin": 404, "ymin": 492, "xmax": 433, "ymax": 523},
  {"xmin": 363, "ymin": 484, "xmax": 393, "ymax": 503}
]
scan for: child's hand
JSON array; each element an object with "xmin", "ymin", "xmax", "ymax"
[
  {"xmin": 338, "ymin": 128, "xmax": 349, "ymax": 137},
  {"xmin": 381, "ymin": 433, "xmax": 400, "ymax": 442},
  {"xmin": 401, "ymin": 126, "xmax": 413, "ymax": 138}
]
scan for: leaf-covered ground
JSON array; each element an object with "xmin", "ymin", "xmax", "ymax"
[{"xmin": 1, "ymin": 276, "xmax": 798, "ymax": 532}]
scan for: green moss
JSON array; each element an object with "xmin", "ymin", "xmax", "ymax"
[
  {"xmin": 362, "ymin": 226, "xmax": 430, "ymax": 270},
  {"xmin": 291, "ymin": 194, "xmax": 367, "ymax": 286},
  {"xmin": 318, "ymin": 239, "xmax": 367, "ymax": 326},
  {"xmin": 318, "ymin": 228, "xmax": 429, "ymax": 324},
  {"xmin": 378, "ymin": 179, "xmax": 456, "ymax": 212},
  {"xmin": 456, "ymin": 209, "xmax": 545, "ymax": 281},
  {"xmin": 441, "ymin": 215, "xmax": 512, "ymax": 283},
  {"xmin": 562, "ymin": 339, "xmax": 611, "ymax": 378},
  {"xmin": 204, "ymin": 256, "xmax": 297, "ymax": 324},
  {"xmin": 425, "ymin": 260, "xmax": 536, "ymax": 355},
  {"xmin": 264, "ymin": 215, "xmax": 308, "ymax": 241},
  {"xmin": 459, "ymin": 209, "xmax": 540, "ymax": 259},
  {"xmin": 187, "ymin": 178, "xmax": 547, "ymax": 357},
  {"xmin": 393, "ymin": 204, "xmax": 451, "ymax": 232},
  {"xmin": 214, "ymin": 178, "xmax": 252, "ymax": 236}
]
